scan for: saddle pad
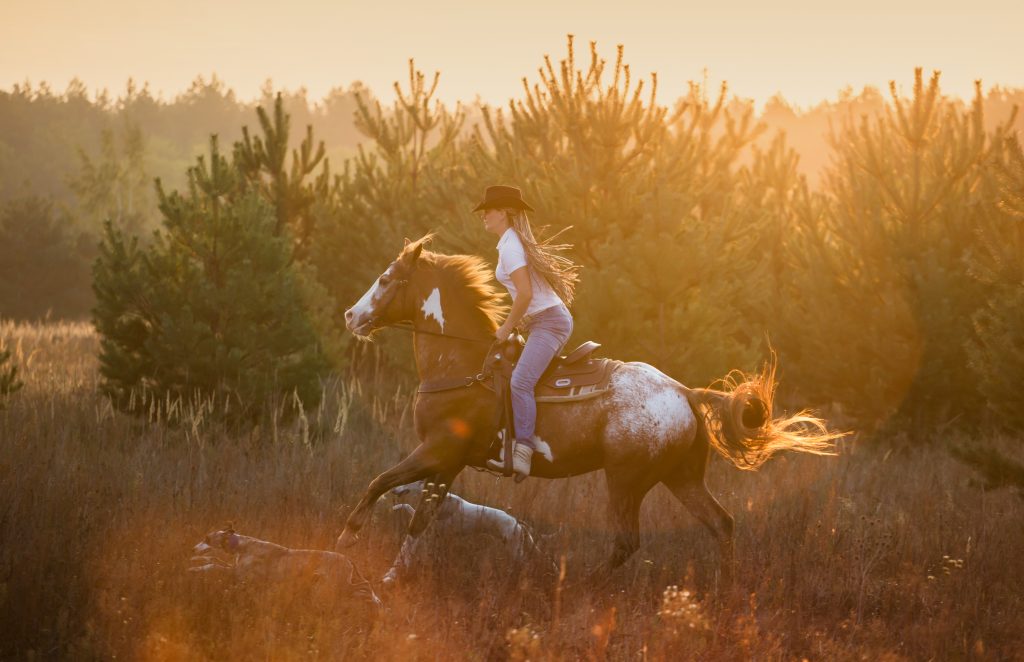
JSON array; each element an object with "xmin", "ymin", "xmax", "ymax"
[{"xmin": 535, "ymin": 358, "xmax": 622, "ymax": 403}]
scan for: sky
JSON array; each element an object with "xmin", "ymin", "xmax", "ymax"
[{"xmin": 2, "ymin": 0, "xmax": 1021, "ymax": 110}]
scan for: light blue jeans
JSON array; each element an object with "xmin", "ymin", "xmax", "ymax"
[{"xmin": 510, "ymin": 303, "xmax": 574, "ymax": 448}]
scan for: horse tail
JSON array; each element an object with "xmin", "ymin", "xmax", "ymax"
[{"xmin": 681, "ymin": 357, "xmax": 844, "ymax": 470}]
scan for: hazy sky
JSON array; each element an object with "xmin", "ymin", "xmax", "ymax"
[{"xmin": 2, "ymin": 0, "xmax": 1020, "ymax": 109}]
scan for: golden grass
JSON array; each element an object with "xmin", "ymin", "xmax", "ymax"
[{"xmin": 1, "ymin": 322, "xmax": 1022, "ymax": 660}]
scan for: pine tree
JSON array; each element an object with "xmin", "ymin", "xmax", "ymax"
[
  {"xmin": 234, "ymin": 93, "xmax": 328, "ymax": 256},
  {"xmin": 92, "ymin": 219, "xmax": 153, "ymax": 395},
  {"xmin": 778, "ymin": 171, "xmax": 921, "ymax": 424},
  {"xmin": 822, "ymin": 70, "xmax": 1015, "ymax": 425},
  {"xmin": 967, "ymin": 135, "xmax": 1024, "ymax": 429},
  {"xmin": 93, "ymin": 136, "xmax": 328, "ymax": 422}
]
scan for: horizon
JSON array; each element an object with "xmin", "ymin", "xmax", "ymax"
[
  {"xmin": 5, "ymin": 66, "xmax": 1021, "ymax": 115},
  {"xmin": 3, "ymin": 0, "xmax": 1022, "ymax": 112}
]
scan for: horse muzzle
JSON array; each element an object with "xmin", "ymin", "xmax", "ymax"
[{"xmin": 346, "ymin": 313, "xmax": 379, "ymax": 337}]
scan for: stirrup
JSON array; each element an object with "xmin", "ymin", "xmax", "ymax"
[{"xmin": 486, "ymin": 430, "xmax": 515, "ymax": 476}]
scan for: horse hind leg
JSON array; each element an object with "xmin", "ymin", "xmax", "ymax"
[
  {"xmin": 589, "ymin": 470, "xmax": 653, "ymax": 583},
  {"xmin": 663, "ymin": 474, "xmax": 736, "ymax": 588}
]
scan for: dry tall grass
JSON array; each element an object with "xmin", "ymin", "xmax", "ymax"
[{"xmin": 1, "ymin": 321, "xmax": 1021, "ymax": 660}]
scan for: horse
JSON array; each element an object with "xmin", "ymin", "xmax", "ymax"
[{"xmin": 336, "ymin": 235, "xmax": 840, "ymax": 581}]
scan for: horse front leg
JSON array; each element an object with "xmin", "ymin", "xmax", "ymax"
[
  {"xmin": 336, "ymin": 445, "xmax": 455, "ymax": 550},
  {"xmin": 381, "ymin": 467, "xmax": 463, "ymax": 588}
]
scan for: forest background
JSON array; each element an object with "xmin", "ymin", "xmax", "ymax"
[{"xmin": 3, "ymin": 40, "xmax": 1024, "ymax": 430}]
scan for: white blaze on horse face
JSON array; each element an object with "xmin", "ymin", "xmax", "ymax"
[
  {"xmin": 421, "ymin": 287, "xmax": 445, "ymax": 333},
  {"xmin": 347, "ymin": 266, "xmax": 395, "ymax": 334}
]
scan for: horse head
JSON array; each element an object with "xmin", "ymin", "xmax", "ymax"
[{"xmin": 344, "ymin": 236, "xmax": 432, "ymax": 338}]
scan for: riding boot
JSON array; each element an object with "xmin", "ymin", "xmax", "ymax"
[{"xmin": 512, "ymin": 442, "xmax": 533, "ymax": 483}]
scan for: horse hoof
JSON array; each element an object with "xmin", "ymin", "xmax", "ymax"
[{"xmin": 336, "ymin": 529, "xmax": 359, "ymax": 550}]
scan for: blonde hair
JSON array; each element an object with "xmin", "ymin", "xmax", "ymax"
[{"xmin": 503, "ymin": 209, "xmax": 580, "ymax": 306}]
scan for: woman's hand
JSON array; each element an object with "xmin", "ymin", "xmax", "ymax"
[{"xmin": 494, "ymin": 323, "xmax": 513, "ymax": 342}]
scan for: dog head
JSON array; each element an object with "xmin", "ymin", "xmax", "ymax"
[
  {"xmin": 192, "ymin": 527, "xmax": 243, "ymax": 556},
  {"xmin": 390, "ymin": 480, "xmax": 427, "ymax": 501},
  {"xmin": 189, "ymin": 527, "xmax": 245, "ymax": 572}
]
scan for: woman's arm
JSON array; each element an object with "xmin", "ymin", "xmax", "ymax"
[{"xmin": 495, "ymin": 267, "xmax": 533, "ymax": 341}]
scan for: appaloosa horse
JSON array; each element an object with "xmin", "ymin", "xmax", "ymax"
[{"xmin": 336, "ymin": 236, "xmax": 840, "ymax": 580}]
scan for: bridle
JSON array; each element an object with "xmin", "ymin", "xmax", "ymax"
[{"xmin": 363, "ymin": 269, "xmax": 496, "ymax": 345}]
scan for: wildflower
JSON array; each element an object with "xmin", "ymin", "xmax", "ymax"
[
  {"xmin": 506, "ymin": 624, "xmax": 542, "ymax": 661},
  {"xmin": 658, "ymin": 585, "xmax": 710, "ymax": 634}
]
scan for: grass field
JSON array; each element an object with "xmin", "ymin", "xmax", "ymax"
[{"xmin": 1, "ymin": 321, "xmax": 1022, "ymax": 660}]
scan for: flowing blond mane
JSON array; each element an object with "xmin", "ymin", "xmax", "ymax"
[{"xmin": 399, "ymin": 238, "xmax": 507, "ymax": 329}]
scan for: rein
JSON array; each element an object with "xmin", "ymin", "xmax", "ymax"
[{"xmin": 382, "ymin": 321, "xmax": 495, "ymax": 345}]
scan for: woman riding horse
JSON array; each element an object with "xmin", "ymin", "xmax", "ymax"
[
  {"xmin": 338, "ymin": 203, "xmax": 840, "ymax": 580},
  {"xmin": 475, "ymin": 185, "xmax": 580, "ymax": 481}
]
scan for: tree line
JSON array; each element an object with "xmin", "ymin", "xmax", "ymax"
[{"xmin": 2, "ymin": 40, "xmax": 1023, "ymax": 438}]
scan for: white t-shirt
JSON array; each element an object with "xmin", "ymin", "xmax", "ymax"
[{"xmin": 495, "ymin": 228, "xmax": 564, "ymax": 317}]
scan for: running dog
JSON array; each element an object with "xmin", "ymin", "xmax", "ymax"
[
  {"xmin": 190, "ymin": 528, "xmax": 383, "ymax": 613},
  {"xmin": 382, "ymin": 481, "xmax": 555, "ymax": 586}
]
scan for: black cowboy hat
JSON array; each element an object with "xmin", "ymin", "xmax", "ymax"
[{"xmin": 472, "ymin": 185, "xmax": 535, "ymax": 212}]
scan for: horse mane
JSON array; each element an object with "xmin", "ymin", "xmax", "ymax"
[{"xmin": 400, "ymin": 237, "xmax": 507, "ymax": 329}]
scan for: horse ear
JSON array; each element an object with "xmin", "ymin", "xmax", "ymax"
[
  {"xmin": 408, "ymin": 242, "xmax": 423, "ymax": 264},
  {"xmin": 403, "ymin": 237, "xmax": 411, "ymax": 247}
]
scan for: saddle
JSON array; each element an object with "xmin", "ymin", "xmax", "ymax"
[
  {"xmin": 485, "ymin": 337, "xmax": 621, "ymax": 475},
  {"xmin": 487, "ymin": 338, "xmax": 620, "ymax": 401}
]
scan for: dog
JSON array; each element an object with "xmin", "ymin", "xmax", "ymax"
[
  {"xmin": 190, "ymin": 528, "xmax": 383, "ymax": 613},
  {"xmin": 382, "ymin": 481, "xmax": 555, "ymax": 586}
]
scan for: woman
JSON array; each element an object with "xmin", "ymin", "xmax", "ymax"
[{"xmin": 474, "ymin": 185, "xmax": 580, "ymax": 481}]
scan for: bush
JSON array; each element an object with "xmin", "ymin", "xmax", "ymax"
[{"xmin": 92, "ymin": 137, "xmax": 327, "ymax": 422}]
